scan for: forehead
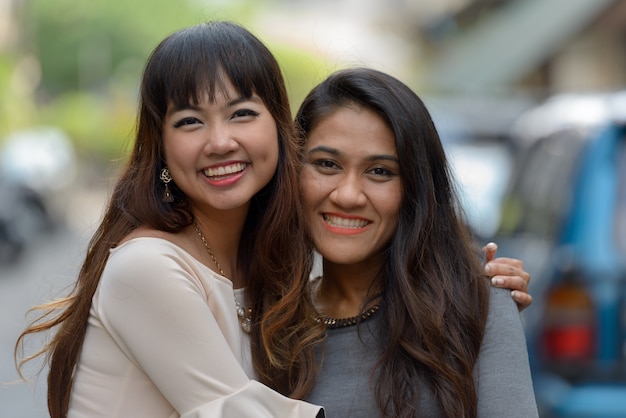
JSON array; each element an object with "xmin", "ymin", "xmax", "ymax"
[
  {"xmin": 306, "ymin": 106, "xmax": 397, "ymax": 155},
  {"xmin": 167, "ymin": 69, "xmax": 253, "ymax": 109},
  {"xmin": 165, "ymin": 78, "xmax": 245, "ymax": 115}
]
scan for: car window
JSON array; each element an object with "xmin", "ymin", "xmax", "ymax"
[
  {"xmin": 500, "ymin": 128, "xmax": 588, "ymax": 240},
  {"xmin": 615, "ymin": 136, "xmax": 626, "ymax": 255}
]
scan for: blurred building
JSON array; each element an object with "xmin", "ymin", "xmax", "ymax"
[
  {"xmin": 265, "ymin": 0, "xmax": 626, "ymax": 96},
  {"xmin": 0, "ymin": 0, "xmax": 16, "ymax": 51},
  {"xmin": 384, "ymin": 0, "xmax": 626, "ymax": 96},
  {"xmin": 5, "ymin": 0, "xmax": 625, "ymax": 98}
]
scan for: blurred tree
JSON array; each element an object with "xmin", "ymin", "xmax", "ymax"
[
  {"xmin": 0, "ymin": 53, "xmax": 41, "ymax": 142},
  {"xmin": 21, "ymin": 0, "xmax": 205, "ymax": 97},
  {"xmin": 6, "ymin": 0, "xmax": 327, "ymax": 160}
]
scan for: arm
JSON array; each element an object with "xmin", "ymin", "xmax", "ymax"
[
  {"xmin": 97, "ymin": 239, "xmax": 323, "ymax": 417},
  {"xmin": 483, "ymin": 242, "xmax": 532, "ymax": 310},
  {"xmin": 475, "ymin": 287, "xmax": 539, "ymax": 417}
]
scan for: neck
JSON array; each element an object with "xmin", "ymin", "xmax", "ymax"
[
  {"xmin": 193, "ymin": 209, "xmax": 247, "ymax": 288},
  {"xmin": 315, "ymin": 259, "xmax": 382, "ymax": 318}
]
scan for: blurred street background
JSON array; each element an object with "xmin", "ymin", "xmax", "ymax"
[{"xmin": 1, "ymin": 0, "xmax": 625, "ymax": 416}]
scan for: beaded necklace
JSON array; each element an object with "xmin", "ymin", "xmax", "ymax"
[
  {"xmin": 312, "ymin": 276, "xmax": 381, "ymax": 329},
  {"xmin": 315, "ymin": 304, "xmax": 381, "ymax": 329}
]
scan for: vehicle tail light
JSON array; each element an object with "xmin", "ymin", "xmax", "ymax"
[{"xmin": 540, "ymin": 280, "xmax": 596, "ymax": 362}]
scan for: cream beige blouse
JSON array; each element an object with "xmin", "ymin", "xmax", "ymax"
[{"xmin": 68, "ymin": 237, "xmax": 321, "ymax": 417}]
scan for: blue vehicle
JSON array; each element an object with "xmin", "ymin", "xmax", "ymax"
[{"xmin": 494, "ymin": 93, "xmax": 626, "ymax": 417}]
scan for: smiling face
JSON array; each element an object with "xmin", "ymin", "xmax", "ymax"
[
  {"xmin": 162, "ymin": 77, "xmax": 279, "ymax": 216},
  {"xmin": 300, "ymin": 105, "xmax": 403, "ymax": 268}
]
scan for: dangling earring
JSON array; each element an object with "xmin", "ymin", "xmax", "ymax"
[{"xmin": 160, "ymin": 167, "xmax": 174, "ymax": 203}]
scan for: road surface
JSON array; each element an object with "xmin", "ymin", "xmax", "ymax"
[{"xmin": 0, "ymin": 183, "xmax": 105, "ymax": 418}]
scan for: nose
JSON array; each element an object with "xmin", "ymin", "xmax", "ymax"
[
  {"xmin": 204, "ymin": 124, "xmax": 238, "ymax": 155},
  {"xmin": 330, "ymin": 174, "xmax": 367, "ymax": 208}
]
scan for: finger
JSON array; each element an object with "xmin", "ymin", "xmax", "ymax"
[
  {"xmin": 482, "ymin": 242, "xmax": 498, "ymax": 263},
  {"xmin": 485, "ymin": 262, "xmax": 522, "ymax": 278},
  {"xmin": 491, "ymin": 266, "xmax": 531, "ymax": 287},
  {"xmin": 485, "ymin": 261, "xmax": 530, "ymax": 285},
  {"xmin": 488, "ymin": 256, "xmax": 523, "ymax": 268},
  {"xmin": 491, "ymin": 275, "xmax": 528, "ymax": 293},
  {"xmin": 512, "ymin": 290, "xmax": 533, "ymax": 311}
]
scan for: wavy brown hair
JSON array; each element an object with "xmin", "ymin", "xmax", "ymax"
[
  {"xmin": 15, "ymin": 21, "xmax": 324, "ymax": 417},
  {"xmin": 295, "ymin": 68, "xmax": 490, "ymax": 417}
]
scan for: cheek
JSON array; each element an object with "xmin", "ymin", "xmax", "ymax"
[
  {"xmin": 161, "ymin": 133, "xmax": 175, "ymax": 161},
  {"xmin": 299, "ymin": 170, "xmax": 319, "ymax": 209},
  {"xmin": 163, "ymin": 132, "xmax": 194, "ymax": 164},
  {"xmin": 300, "ymin": 170, "xmax": 339, "ymax": 224},
  {"xmin": 253, "ymin": 126, "xmax": 279, "ymax": 177},
  {"xmin": 380, "ymin": 187, "xmax": 403, "ymax": 228},
  {"xmin": 267, "ymin": 140, "xmax": 279, "ymax": 169},
  {"xmin": 263, "ymin": 129, "xmax": 280, "ymax": 169}
]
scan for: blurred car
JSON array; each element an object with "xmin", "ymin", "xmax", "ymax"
[
  {"xmin": 445, "ymin": 140, "xmax": 513, "ymax": 240},
  {"xmin": 0, "ymin": 127, "xmax": 77, "ymax": 265},
  {"xmin": 0, "ymin": 180, "xmax": 50, "ymax": 264},
  {"xmin": 0, "ymin": 126, "xmax": 77, "ymax": 194},
  {"xmin": 424, "ymin": 93, "xmax": 535, "ymax": 240},
  {"xmin": 494, "ymin": 92, "xmax": 626, "ymax": 417}
]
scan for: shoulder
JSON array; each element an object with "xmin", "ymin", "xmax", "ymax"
[
  {"xmin": 487, "ymin": 286, "xmax": 518, "ymax": 311},
  {"xmin": 93, "ymin": 236, "xmax": 230, "ymax": 325},
  {"xmin": 101, "ymin": 236, "xmax": 218, "ymax": 298},
  {"xmin": 108, "ymin": 236, "xmax": 189, "ymax": 270},
  {"xmin": 483, "ymin": 286, "xmax": 525, "ymax": 341},
  {"xmin": 487, "ymin": 285, "xmax": 520, "ymax": 317},
  {"xmin": 111, "ymin": 224, "xmax": 199, "ymax": 268},
  {"xmin": 476, "ymin": 285, "xmax": 538, "ymax": 416}
]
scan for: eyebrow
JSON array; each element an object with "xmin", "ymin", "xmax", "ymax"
[
  {"xmin": 228, "ymin": 95, "xmax": 263, "ymax": 106},
  {"xmin": 307, "ymin": 145, "xmax": 399, "ymax": 163},
  {"xmin": 168, "ymin": 95, "xmax": 262, "ymax": 112}
]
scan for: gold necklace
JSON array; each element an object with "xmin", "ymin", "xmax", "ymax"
[{"xmin": 194, "ymin": 222, "xmax": 252, "ymax": 333}]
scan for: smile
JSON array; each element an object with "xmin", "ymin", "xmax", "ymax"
[
  {"xmin": 203, "ymin": 162, "xmax": 247, "ymax": 179},
  {"xmin": 323, "ymin": 214, "xmax": 370, "ymax": 229}
]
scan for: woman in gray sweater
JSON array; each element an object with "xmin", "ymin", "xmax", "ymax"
[{"xmin": 294, "ymin": 68, "xmax": 538, "ymax": 417}]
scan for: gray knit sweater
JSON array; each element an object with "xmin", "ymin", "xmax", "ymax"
[{"xmin": 306, "ymin": 286, "xmax": 538, "ymax": 417}]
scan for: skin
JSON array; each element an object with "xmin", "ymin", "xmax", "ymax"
[
  {"xmin": 301, "ymin": 105, "xmax": 401, "ymax": 317},
  {"xmin": 483, "ymin": 242, "xmax": 532, "ymax": 309},
  {"xmin": 301, "ymin": 105, "xmax": 532, "ymax": 315},
  {"xmin": 129, "ymin": 78, "xmax": 531, "ymax": 312},
  {"xmin": 126, "ymin": 77, "xmax": 279, "ymax": 288}
]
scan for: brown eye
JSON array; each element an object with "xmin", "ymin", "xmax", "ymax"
[
  {"xmin": 314, "ymin": 159, "xmax": 340, "ymax": 170},
  {"xmin": 370, "ymin": 167, "xmax": 392, "ymax": 176},
  {"xmin": 232, "ymin": 109, "xmax": 259, "ymax": 119},
  {"xmin": 173, "ymin": 117, "xmax": 201, "ymax": 128}
]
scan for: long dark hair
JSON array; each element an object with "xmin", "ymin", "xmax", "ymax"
[
  {"xmin": 295, "ymin": 68, "xmax": 490, "ymax": 417},
  {"xmin": 15, "ymin": 21, "xmax": 323, "ymax": 417}
]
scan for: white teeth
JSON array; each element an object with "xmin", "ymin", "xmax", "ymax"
[
  {"xmin": 323, "ymin": 214, "xmax": 369, "ymax": 229},
  {"xmin": 204, "ymin": 163, "xmax": 246, "ymax": 178}
]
